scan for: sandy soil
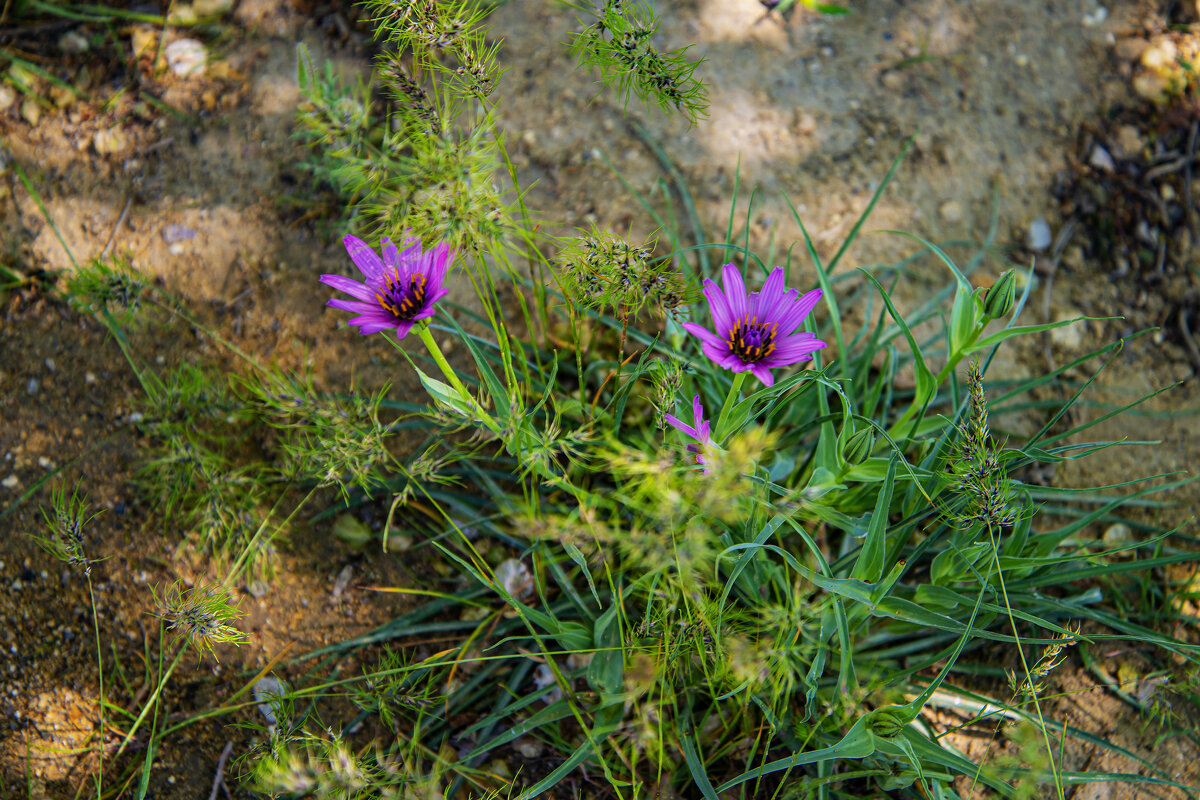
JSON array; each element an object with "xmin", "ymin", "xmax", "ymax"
[{"xmin": 2, "ymin": 0, "xmax": 1199, "ymax": 796}]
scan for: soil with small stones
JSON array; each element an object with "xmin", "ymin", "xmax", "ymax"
[{"xmin": 3, "ymin": 0, "xmax": 1200, "ymax": 797}]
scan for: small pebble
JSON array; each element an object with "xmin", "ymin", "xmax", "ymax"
[
  {"xmin": 253, "ymin": 676, "xmax": 289, "ymax": 729},
  {"xmin": 93, "ymin": 127, "xmax": 128, "ymax": 155},
  {"xmin": 1082, "ymin": 6, "xmax": 1108, "ymax": 26},
  {"xmin": 37, "ymin": 457, "xmax": 54, "ymax": 470},
  {"xmin": 85, "ymin": 372, "xmax": 97, "ymax": 385},
  {"xmin": 0, "ymin": 84, "xmax": 15, "ymax": 112},
  {"xmin": 44, "ymin": 358, "xmax": 55, "ymax": 372},
  {"xmin": 127, "ymin": 411, "xmax": 144, "ymax": 424},
  {"xmin": 162, "ymin": 224, "xmax": 197, "ymax": 243},
  {"xmin": 20, "ymin": 98, "xmax": 40, "ymax": 127},
  {"xmin": 165, "ymin": 38, "xmax": 207, "ymax": 78},
  {"xmin": 246, "ymin": 581, "xmax": 268, "ymax": 599},
  {"xmin": 58, "ymin": 30, "xmax": 89, "ymax": 54},
  {"xmin": 1089, "ymin": 144, "xmax": 1115, "ymax": 172},
  {"xmin": 1, "ymin": 475, "xmax": 19, "ymax": 490},
  {"xmin": 1026, "ymin": 217, "xmax": 1052, "ymax": 251},
  {"xmin": 939, "ymin": 200, "xmax": 964, "ymax": 223},
  {"xmin": 1103, "ymin": 523, "xmax": 1133, "ymax": 547},
  {"xmin": 25, "ymin": 378, "xmax": 38, "ymax": 395}
]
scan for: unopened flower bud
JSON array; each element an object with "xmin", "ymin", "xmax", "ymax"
[
  {"xmin": 843, "ymin": 426, "xmax": 876, "ymax": 465},
  {"xmin": 982, "ymin": 270, "xmax": 1018, "ymax": 320}
]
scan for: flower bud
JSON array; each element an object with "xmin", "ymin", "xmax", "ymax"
[
  {"xmin": 843, "ymin": 426, "xmax": 876, "ymax": 466},
  {"xmin": 982, "ymin": 270, "xmax": 1018, "ymax": 320}
]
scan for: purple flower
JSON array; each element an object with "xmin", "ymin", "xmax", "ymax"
[
  {"xmin": 682, "ymin": 264, "xmax": 828, "ymax": 387},
  {"xmin": 319, "ymin": 234, "xmax": 453, "ymax": 338},
  {"xmin": 665, "ymin": 394, "xmax": 714, "ymax": 473}
]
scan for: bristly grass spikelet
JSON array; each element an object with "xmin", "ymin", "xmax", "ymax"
[
  {"xmin": 152, "ymin": 580, "xmax": 249, "ymax": 660},
  {"xmin": 943, "ymin": 359, "xmax": 1022, "ymax": 530},
  {"xmin": 34, "ymin": 483, "xmax": 101, "ymax": 574},
  {"xmin": 1009, "ymin": 623, "xmax": 1080, "ymax": 700},
  {"xmin": 559, "ymin": 228, "xmax": 688, "ymax": 321},
  {"xmin": 65, "ymin": 255, "xmax": 147, "ymax": 325},
  {"xmin": 569, "ymin": 0, "xmax": 708, "ymax": 123}
]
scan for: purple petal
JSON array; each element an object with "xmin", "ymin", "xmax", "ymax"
[
  {"xmin": 721, "ymin": 264, "xmax": 748, "ymax": 321},
  {"xmin": 665, "ymin": 412, "xmax": 700, "ymax": 440},
  {"xmin": 394, "ymin": 321, "xmax": 415, "ymax": 339},
  {"xmin": 690, "ymin": 395, "xmax": 705, "ymax": 426},
  {"xmin": 701, "ymin": 341, "xmax": 738, "ymax": 369},
  {"xmin": 320, "ymin": 273, "xmax": 376, "ymax": 302},
  {"xmin": 768, "ymin": 336, "xmax": 828, "ymax": 363},
  {"xmin": 343, "ymin": 235, "xmax": 385, "ymax": 282},
  {"xmin": 355, "ymin": 321, "xmax": 399, "ymax": 335},
  {"xmin": 328, "ymin": 297, "xmax": 383, "ymax": 315},
  {"xmin": 681, "ymin": 321, "xmax": 728, "ymax": 351},
  {"xmin": 753, "ymin": 267, "xmax": 786, "ymax": 318},
  {"xmin": 427, "ymin": 242, "xmax": 454, "ymax": 286},
  {"xmin": 750, "ymin": 364, "xmax": 775, "ymax": 386},
  {"xmin": 776, "ymin": 288, "xmax": 823, "ymax": 336},
  {"xmin": 381, "ymin": 237, "xmax": 403, "ymax": 273},
  {"xmin": 700, "ymin": 278, "xmax": 735, "ymax": 334}
]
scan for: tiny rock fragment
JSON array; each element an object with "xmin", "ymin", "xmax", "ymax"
[
  {"xmin": 1114, "ymin": 124, "xmax": 1143, "ymax": 157},
  {"xmin": 331, "ymin": 564, "xmax": 354, "ymax": 601},
  {"xmin": 164, "ymin": 38, "xmax": 207, "ymax": 79},
  {"xmin": 194, "ymin": 0, "xmax": 233, "ymax": 16},
  {"xmin": 166, "ymin": 3, "xmax": 198, "ymax": 24},
  {"xmin": 58, "ymin": 31, "xmax": 89, "ymax": 54},
  {"xmin": 130, "ymin": 27, "xmax": 156, "ymax": 58},
  {"xmin": 49, "ymin": 85, "xmax": 75, "ymax": 109},
  {"xmin": 93, "ymin": 127, "xmax": 128, "ymax": 155},
  {"xmin": 938, "ymin": 200, "xmax": 964, "ymax": 223},
  {"xmin": 161, "ymin": 224, "xmax": 197, "ymax": 243},
  {"xmin": 1103, "ymin": 523, "xmax": 1133, "ymax": 547},
  {"xmin": 253, "ymin": 676, "xmax": 289, "ymax": 730},
  {"xmin": 1049, "ymin": 318, "xmax": 1084, "ymax": 349},
  {"xmin": 1, "ymin": 475, "xmax": 19, "ymax": 490},
  {"xmin": 0, "ymin": 84, "xmax": 15, "ymax": 111},
  {"xmin": 19, "ymin": 98, "xmax": 40, "ymax": 127},
  {"xmin": 1026, "ymin": 217, "xmax": 1052, "ymax": 251},
  {"xmin": 1081, "ymin": 6, "xmax": 1108, "ymax": 26},
  {"xmin": 495, "ymin": 558, "xmax": 533, "ymax": 600},
  {"xmin": 1089, "ymin": 144, "xmax": 1115, "ymax": 172}
]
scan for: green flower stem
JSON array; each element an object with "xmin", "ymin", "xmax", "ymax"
[
  {"xmin": 415, "ymin": 324, "xmax": 501, "ymax": 435},
  {"xmin": 713, "ymin": 371, "xmax": 747, "ymax": 440},
  {"xmin": 113, "ymin": 640, "xmax": 186, "ymax": 759}
]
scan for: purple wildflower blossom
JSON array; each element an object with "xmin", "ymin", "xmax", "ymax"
[
  {"xmin": 319, "ymin": 234, "xmax": 453, "ymax": 339},
  {"xmin": 681, "ymin": 264, "xmax": 828, "ymax": 387},
  {"xmin": 664, "ymin": 394, "xmax": 713, "ymax": 473}
]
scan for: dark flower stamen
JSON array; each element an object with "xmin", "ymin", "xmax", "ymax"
[
  {"xmin": 376, "ymin": 271, "xmax": 429, "ymax": 321},
  {"xmin": 728, "ymin": 316, "xmax": 778, "ymax": 364}
]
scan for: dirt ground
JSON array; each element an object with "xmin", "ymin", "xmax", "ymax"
[{"xmin": 2, "ymin": 0, "xmax": 1200, "ymax": 796}]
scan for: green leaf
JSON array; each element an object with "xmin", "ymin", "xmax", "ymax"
[
  {"xmin": 851, "ymin": 458, "xmax": 895, "ymax": 583},
  {"xmin": 859, "ymin": 269, "xmax": 936, "ymax": 407},
  {"xmin": 714, "ymin": 716, "xmax": 876, "ymax": 792},
  {"xmin": 969, "ymin": 316, "xmax": 1111, "ymax": 352},
  {"xmin": 415, "ymin": 368, "xmax": 473, "ymax": 418}
]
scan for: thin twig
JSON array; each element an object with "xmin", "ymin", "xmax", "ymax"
[
  {"xmin": 1143, "ymin": 153, "xmax": 1200, "ymax": 181},
  {"xmin": 100, "ymin": 195, "xmax": 133, "ymax": 258},
  {"xmin": 1179, "ymin": 308, "xmax": 1200, "ymax": 373},
  {"xmin": 207, "ymin": 740, "xmax": 234, "ymax": 800}
]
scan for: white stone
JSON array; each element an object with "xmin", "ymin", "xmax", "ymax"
[
  {"xmin": 164, "ymin": 38, "xmax": 207, "ymax": 79},
  {"xmin": 1027, "ymin": 217, "xmax": 1052, "ymax": 251}
]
